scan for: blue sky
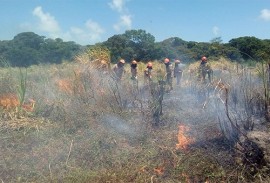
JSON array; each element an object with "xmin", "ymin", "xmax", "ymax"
[{"xmin": 0, "ymin": 0, "xmax": 269, "ymax": 45}]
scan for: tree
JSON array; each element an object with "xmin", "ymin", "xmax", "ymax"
[
  {"xmin": 40, "ymin": 38, "xmax": 81, "ymax": 64},
  {"xmin": 228, "ymin": 36, "xmax": 265, "ymax": 60},
  {"xmin": 103, "ymin": 29, "xmax": 161, "ymax": 62},
  {"xmin": 209, "ymin": 37, "xmax": 224, "ymax": 57},
  {"xmin": 103, "ymin": 34, "xmax": 129, "ymax": 62},
  {"xmin": 173, "ymin": 37, "xmax": 186, "ymax": 47},
  {"xmin": 13, "ymin": 32, "xmax": 45, "ymax": 50},
  {"xmin": 0, "ymin": 32, "xmax": 81, "ymax": 67},
  {"xmin": 210, "ymin": 37, "xmax": 223, "ymax": 44},
  {"xmin": 125, "ymin": 29, "xmax": 157, "ymax": 61},
  {"xmin": 4, "ymin": 32, "xmax": 45, "ymax": 66}
]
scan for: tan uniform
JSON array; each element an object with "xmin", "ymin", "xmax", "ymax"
[
  {"xmin": 130, "ymin": 65, "xmax": 138, "ymax": 80},
  {"xmin": 198, "ymin": 61, "xmax": 212, "ymax": 83},
  {"xmin": 174, "ymin": 63, "xmax": 183, "ymax": 85},
  {"xmin": 112, "ymin": 63, "xmax": 125, "ymax": 81},
  {"xmin": 165, "ymin": 63, "xmax": 173, "ymax": 90},
  {"xmin": 144, "ymin": 67, "xmax": 152, "ymax": 84}
]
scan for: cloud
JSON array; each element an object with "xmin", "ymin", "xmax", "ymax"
[
  {"xmin": 113, "ymin": 15, "xmax": 132, "ymax": 31},
  {"xmin": 65, "ymin": 19, "xmax": 105, "ymax": 44},
  {"xmin": 212, "ymin": 26, "xmax": 220, "ymax": 36},
  {"xmin": 109, "ymin": 0, "xmax": 126, "ymax": 13},
  {"xmin": 32, "ymin": 6, "xmax": 61, "ymax": 36},
  {"xmin": 30, "ymin": 6, "xmax": 104, "ymax": 45},
  {"xmin": 85, "ymin": 19, "xmax": 105, "ymax": 35},
  {"xmin": 109, "ymin": 0, "xmax": 132, "ymax": 31},
  {"xmin": 259, "ymin": 9, "xmax": 270, "ymax": 21}
]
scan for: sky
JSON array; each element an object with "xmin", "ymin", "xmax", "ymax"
[{"xmin": 0, "ymin": 0, "xmax": 270, "ymax": 45}]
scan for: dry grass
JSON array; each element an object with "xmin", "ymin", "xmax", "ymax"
[{"xmin": 0, "ymin": 58, "xmax": 269, "ymax": 182}]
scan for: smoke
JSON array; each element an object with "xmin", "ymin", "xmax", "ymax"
[
  {"xmin": 1, "ymin": 58, "xmax": 266, "ymax": 182},
  {"xmin": 100, "ymin": 114, "xmax": 136, "ymax": 137},
  {"xmin": 212, "ymin": 26, "xmax": 220, "ymax": 36}
]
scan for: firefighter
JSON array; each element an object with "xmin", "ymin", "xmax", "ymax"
[
  {"xmin": 112, "ymin": 59, "xmax": 125, "ymax": 82},
  {"xmin": 173, "ymin": 59, "xmax": 183, "ymax": 86},
  {"xmin": 198, "ymin": 56, "xmax": 212, "ymax": 83},
  {"xmin": 144, "ymin": 62, "xmax": 153, "ymax": 84},
  {"xmin": 130, "ymin": 60, "xmax": 138, "ymax": 81},
  {"xmin": 98, "ymin": 60, "xmax": 109, "ymax": 74},
  {"xmin": 164, "ymin": 58, "xmax": 173, "ymax": 90}
]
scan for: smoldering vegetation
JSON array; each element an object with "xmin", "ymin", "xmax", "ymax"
[{"xmin": 0, "ymin": 58, "xmax": 270, "ymax": 182}]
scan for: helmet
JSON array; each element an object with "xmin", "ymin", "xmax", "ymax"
[
  {"xmin": 119, "ymin": 59, "xmax": 125, "ymax": 64},
  {"xmin": 175, "ymin": 59, "xmax": 181, "ymax": 63},
  {"xmin": 201, "ymin": 56, "xmax": 207, "ymax": 61},
  {"xmin": 147, "ymin": 62, "xmax": 153, "ymax": 67},
  {"xmin": 100, "ymin": 60, "xmax": 107, "ymax": 65},
  {"xmin": 132, "ymin": 60, "xmax": 137, "ymax": 64},
  {"xmin": 164, "ymin": 58, "xmax": 170, "ymax": 63}
]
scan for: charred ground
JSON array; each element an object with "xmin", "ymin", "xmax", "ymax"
[{"xmin": 0, "ymin": 58, "xmax": 270, "ymax": 182}]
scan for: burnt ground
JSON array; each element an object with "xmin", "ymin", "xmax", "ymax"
[{"xmin": 0, "ymin": 80, "xmax": 269, "ymax": 182}]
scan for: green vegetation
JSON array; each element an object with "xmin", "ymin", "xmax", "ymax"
[
  {"xmin": 1, "ymin": 30, "xmax": 270, "ymax": 67},
  {"xmin": 0, "ymin": 32, "xmax": 81, "ymax": 67}
]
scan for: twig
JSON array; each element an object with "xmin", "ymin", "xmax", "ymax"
[
  {"xmin": 150, "ymin": 175, "xmax": 155, "ymax": 183},
  {"xmin": 156, "ymin": 145, "xmax": 181, "ymax": 160},
  {"xmin": 49, "ymin": 163, "xmax": 52, "ymax": 180},
  {"xmin": 66, "ymin": 139, "xmax": 74, "ymax": 165}
]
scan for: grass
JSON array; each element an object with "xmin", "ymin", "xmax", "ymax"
[{"xmin": 0, "ymin": 58, "xmax": 270, "ymax": 182}]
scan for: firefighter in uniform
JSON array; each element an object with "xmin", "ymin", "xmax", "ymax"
[
  {"xmin": 164, "ymin": 58, "xmax": 173, "ymax": 90},
  {"xmin": 112, "ymin": 59, "xmax": 125, "ymax": 82},
  {"xmin": 198, "ymin": 56, "xmax": 212, "ymax": 83}
]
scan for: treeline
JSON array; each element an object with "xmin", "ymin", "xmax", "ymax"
[
  {"xmin": 0, "ymin": 32, "xmax": 81, "ymax": 67},
  {"xmin": 102, "ymin": 30, "xmax": 270, "ymax": 63},
  {"xmin": 0, "ymin": 30, "xmax": 270, "ymax": 67}
]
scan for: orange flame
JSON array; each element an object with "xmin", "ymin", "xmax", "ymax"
[
  {"xmin": 176, "ymin": 125, "xmax": 194, "ymax": 150},
  {"xmin": 0, "ymin": 94, "xmax": 35, "ymax": 112},
  {"xmin": 22, "ymin": 99, "xmax": 36, "ymax": 112},
  {"xmin": 154, "ymin": 166, "xmax": 164, "ymax": 175},
  {"xmin": 0, "ymin": 94, "xmax": 19, "ymax": 110},
  {"xmin": 56, "ymin": 79, "xmax": 84, "ymax": 95},
  {"xmin": 57, "ymin": 79, "xmax": 73, "ymax": 94}
]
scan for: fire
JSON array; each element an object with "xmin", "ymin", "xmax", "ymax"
[
  {"xmin": 0, "ymin": 94, "xmax": 19, "ymax": 110},
  {"xmin": 0, "ymin": 94, "xmax": 35, "ymax": 112},
  {"xmin": 56, "ymin": 79, "xmax": 84, "ymax": 95},
  {"xmin": 22, "ymin": 99, "xmax": 36, "ymax": 112},
  {"xmin": 57, "ymin": 79, "xmax": 73, "ymax": 94},
  {"xmin": 176, "ymin": 125, "xmax": 194, "ymax": 150},
  {"xmin": 154, "ymin": 166, "xmax": 164, "ymax": 175}
]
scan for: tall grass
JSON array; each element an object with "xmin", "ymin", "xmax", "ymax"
[
  {"xmin": 0, "ymin": 56, "xmax": 269, "ymax": 182},
  {"xmin": 256, "ymin": 61, "xmax": 270, "ymax": 121},
  {"xmin": 16, "ymin": 68, "xmax": 27, "ymax": 107}
]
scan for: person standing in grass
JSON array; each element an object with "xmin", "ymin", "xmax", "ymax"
[
  {"xmin": 173, "ymin": 59, "xmax": 183, "ymax": 86},
  {"xmin": 112, "ymin": 59, "xmax": 125, "ymax": 82},
  {"xmin": 130, "ymin": 60, "xmax": 138, "ymax": 81},
  {"xmin": 198, "ymin": 56, "xmax": 212, "ymax": 83},
  {"xmin": 164, "ymin": 58, "xmax": 173, "ymax": 91},
  {"xmin": 144, "ymin": 62, "xmax": 153, "ymax": 84}
]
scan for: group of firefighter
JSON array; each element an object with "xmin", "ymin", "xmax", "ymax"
[{"xmin": 111, "ymin": 56, "xmax": 212, "ymax": 89}]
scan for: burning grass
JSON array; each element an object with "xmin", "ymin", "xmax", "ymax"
[
  {"xmin": 176, "ymin": 124, "xmax": 194, "ymax": 150},
  {"xmin": 0, "ymin": 59, "xmax": 270, "ymax": 182}
]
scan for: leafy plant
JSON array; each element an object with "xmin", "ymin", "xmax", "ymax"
[{"xmin": 16, "ymin": 68, "xmax": 28, "ymax": 107}]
